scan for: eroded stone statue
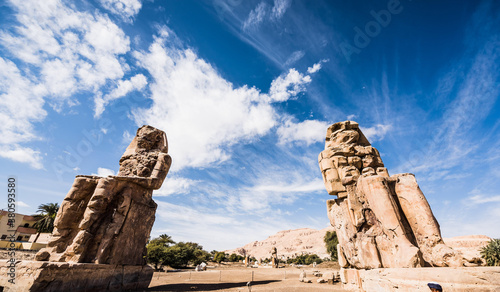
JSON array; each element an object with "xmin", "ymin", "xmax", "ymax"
[
  {"xmin": 36, "ymin": 125, "xmax": 171, "ymax": 265},
  {"xmin": 319, "ymin": 121, "xmax": 463, "ymax": 269},
  {"xmin": 271, "ymin": 247, "xmax": 278, "ymax": 268}
]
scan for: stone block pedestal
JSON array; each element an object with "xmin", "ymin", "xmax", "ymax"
[
  {"xmin": 0, "ymin": 260, "xmax": 153, "ymax": 292},
  {"xmin": 340, "ymin": 267, "xmax": 500, "ymax": 291}
]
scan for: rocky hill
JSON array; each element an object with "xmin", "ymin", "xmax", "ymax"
[
  {"xmin": 225, "ymin": 227, "xmax": 492, "ymax": 262},
  {"xmin": 225, "ymin": 227, "xmax": 335, "ymax": 260}
]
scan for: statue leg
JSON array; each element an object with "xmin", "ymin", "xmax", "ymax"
[
  {"xmin": 64, "ymin": 178, "xmax": 117, "ymax": 262},
  {"xmin": 394, "ymin": 173, "xmax": 463, "ymax": 267},
  {"xmin": 37, "ymin": 176, "xmax": 98, "ymax": 261},
  {"xmin": 357, "ymin": 175, "xmax": 421, "ymax": 268}
]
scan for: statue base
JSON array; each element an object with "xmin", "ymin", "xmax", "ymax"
[
  {"xmin": 340, "ymin": 267, "xmax": 500, "ymax": 291},
  {"xmin": 0, "ymin": 260, "xmax": 153, "ymax": 292}
]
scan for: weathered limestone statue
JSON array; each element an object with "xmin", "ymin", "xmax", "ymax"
[
  {"xmin": 0, "ymin": 125, "xmax": 171, "ymax": 291},
  {"xmin": 271, "ymin": 247, "xmax": 278, "ymax": 268},
  {"xmin": 36, "ymin": 125, "xmax": 171, "ymax": 265},
  {"xmin": 318, "ymin": 121, "xmax": 463, "ymax": 269}
]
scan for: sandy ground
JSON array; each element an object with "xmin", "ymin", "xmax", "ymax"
[{"xmin": 142, "ymin": 263, "xmax": 346, "ymax": 292}]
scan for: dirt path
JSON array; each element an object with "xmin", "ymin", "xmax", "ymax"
[{"xmin": 144, "ymin": 266, "xmax": 346, "ymax": 292}]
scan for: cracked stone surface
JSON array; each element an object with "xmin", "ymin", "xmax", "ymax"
[{"xmin": 319, "ymin": 121, "xmax": 464, "ymax": 269}]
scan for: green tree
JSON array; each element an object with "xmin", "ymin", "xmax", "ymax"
[
  {"xmin": 192, "ymin": 248, "xmax": 211, "ymax": 265},
  {"xmin": 229, "ymin": 253, "xmax": 244, "ymax": 262},
  {"xmin": 147, "ymin": 243, "xmax": 169, "ymax": 270},
  {"xmin": 146, "ymin": 234, "xmax": 176, "ymax": 270},
  {"xmin": 32, "ymin": 203, "xmax": 60, "ymax": 233},
  {"xmin": 481, "ymin": 238, "xmax": 500, "ymax": 266},
  {"xmin": 324, "ymin": 230, "xmax": 339, "ymax": 261},
  {"xmin": 214, "ymin": 251, "xmax": 226, "ymax": 263}
]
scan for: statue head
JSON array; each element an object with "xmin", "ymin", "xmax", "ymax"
[
  {"xmin": 136, "ymin": 125, "xmax": 168, "ymax": 152},
  {"xmin": 325, "ymin": 120, "xmax": 370, "ymax": 149}
]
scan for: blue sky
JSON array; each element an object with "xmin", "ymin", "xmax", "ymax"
[{"xmin": 1, "ymin": 0, "xmax": 499, "ymax": 251}]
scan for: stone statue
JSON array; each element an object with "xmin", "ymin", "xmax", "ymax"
[
  {"xmin": 36, "ymin": 125, "xmax": 171, "ymax": 265},
  {"xmin": 271, "ymin": 247, "xmax": 278, "ymax": 268},
  {"xmin": 318, "ymin": 121, "xmax": 463, "ymax": 269}
]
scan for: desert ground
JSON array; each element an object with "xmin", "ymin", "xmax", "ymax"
[{"xmin": 143, "ymin": 262, "xmax": 346, "ymax": 292}]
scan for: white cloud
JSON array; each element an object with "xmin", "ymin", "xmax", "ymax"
[
  {"xmin": 0, "ymin": 57, "xmax": 46, "ymax": 169},
  {"xmin": 17, "ymin": 201, "xmax": 30, "ymax": 208},
  {"xmin": 0, "ymin": 0, "xmax": 132, "ymax": 168},
  {"xmin": 132, "ymin": 29, "xmax": 315, "ymax": 171},
  {"xmin": 99, "ymin": 0, "xmax": 142, "ymax": 22},
  {"xmin": 154, "ymin": 176, "xmax": 198, "ymax": 196},
  {"xmin": 361, "ymin": 124, "xmax": 392, "ymax": 142},
  {"xmin": 271, "ymin": 0, "xmax": 291, "ymax": 20},
  {"xmin": 243, "ymin": 2, "xmax": 268, "ymax": 30},
  {"xmin": 307, "ymin": 59, "xmax": 328, "ymax": 74},
  {"xmin": 269, "ymin": 68, "xmax": 311, "ymax": 102},
  {"xmin": 93, "ymin": 167, "xmax": 115, "ymax": 177},
  {"xmin": 0, "ymin": 145, "xmax": 43, "ymax": 169},
  {"xmin": 94, "ymin": 74, "xmax": 148, "ymax": 117},
  {"xmin": 277, "ymin": 119, "xmax": 329, "ymax": 145}
]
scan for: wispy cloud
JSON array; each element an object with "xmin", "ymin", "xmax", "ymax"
[
  {"xmin": 470, "ymin": 194, "xmax": 500, "ymax": 205},
  {"xmin": 283, "ymin": 50, "xmax": 305, "ymax": 67},
  {"xmin": 242, "ymin": 2, "xmax": 268, "ymax": 30},
  {"xmin": 271, "ymin": 0, "xmax": 291, "ymax": 20},
  {"xmin": 396, "ymin": 2, "xmax": 500, "ymax": 176},
  {"xmin": 243, "ymin": 0, "xmax": 291, "ymax": 31},
  {"xmin": 361, "ymin": 124, "xmax": 392, "ymax": 142}
]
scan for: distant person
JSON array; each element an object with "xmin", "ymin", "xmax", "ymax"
[{"xmin": 428, "ymin": 282, "xmax": 442, "ymax": 292}]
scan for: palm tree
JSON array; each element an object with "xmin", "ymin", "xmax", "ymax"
[{"xmin": 32, "ymin": 203, "xmax": 60, "ymax": 234}]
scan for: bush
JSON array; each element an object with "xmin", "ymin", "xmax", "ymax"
[
  {"xmin": 481, "ymin": 238, "xmax": 500, "ymax": 266},
  {"xmin": 287, "ymin": 254, "xmax": 323, "ymax": 265},
  {"xmin": 324, "ymin": 230, "xmax": 339, "ymax": 261}
]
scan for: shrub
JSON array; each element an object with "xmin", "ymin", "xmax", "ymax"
[
  {"xmin": 481, "ymin": 238, "xmax": 500, "ymax": 266},
  {"xmin": 287, "ymin": 254, "xmax": 322, "ymax": 265}
]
